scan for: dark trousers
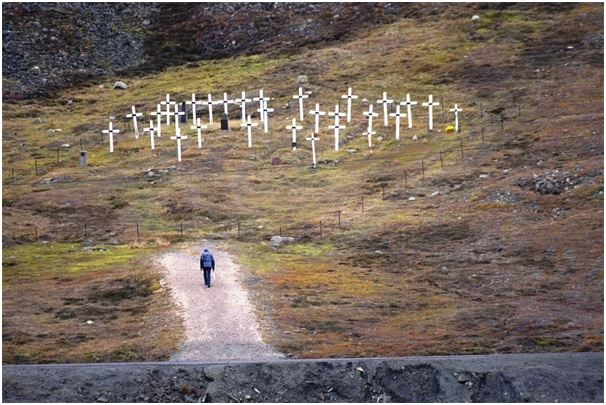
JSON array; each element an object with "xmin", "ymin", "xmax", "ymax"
[{"xmin": 203, "ymin": 267, "xmax": 212, "ymax": 286}]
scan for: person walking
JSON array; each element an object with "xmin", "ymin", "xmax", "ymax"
[{"xmin": 200, "ymin": 248, "xmax": 215, "ymax": 287}]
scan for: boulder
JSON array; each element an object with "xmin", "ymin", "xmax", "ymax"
[
  {"xmin": 113, "ymin": 81, "xmax": 128, "ymax": 90},
  {"xmin": 270, "ymin": 236, "xmax": 295, "ymax": 247}
]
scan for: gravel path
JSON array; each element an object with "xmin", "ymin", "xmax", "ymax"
[{"xmin": 158, "ymin": 241, "xmax": 284, "ymax": 362}]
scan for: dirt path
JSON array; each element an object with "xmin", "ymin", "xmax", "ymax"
[{"xmin": 158, "ymin": 241, "xmax": 284, "ymax": 362}]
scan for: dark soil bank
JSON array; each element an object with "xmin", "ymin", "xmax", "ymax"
[{"xmin": 2, "ymin": 353, "xmax": 603, "ymax": 403}]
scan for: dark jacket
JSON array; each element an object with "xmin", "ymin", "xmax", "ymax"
[{"xmin": 200, "ymin": 251, "xmax": 215, "ymax": 270}]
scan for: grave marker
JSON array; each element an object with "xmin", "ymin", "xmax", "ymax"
[
  {"xmin": 185, "ymin": 93, "xmax": 200, "ymax": 124},
  {"xmin": 365, "ymin": 129, "xmax": 376, "ymax": 148},
  {"xmin": 309, "ymin": 103, "xmax": 326, "ymax": 135},
  {"xmin": 450, "ymin": 104, "xmax": 462, "ymax": 132},
  {"xmin": 102, "ymin": 122, "xmax": 120, "ymax": 153},
  {"xmin": 306, "ymin": 132, "xmax": 319, "ymax": 168},
  {"xmin": 340, "ymin": 87, "xmax": 358, "ymax": 123},
  {"xmin": 286, "ymin": 118, "xmax": 303, "ymax": 151},
  {"xmin": 218, "ymin": 92, "xmax": 234, "ymax": 115},
  {"xmin": 389, "ymin": 105, "xmax": 407, "ymax": 140},
  {"xmin": 126, "ymin": 106, "xmax": 143, "ymax": 138},
  {"xmin": 143, "ymin": 120, "xmax": 156, "ymax": 150},
  {"xmin": 377, "ymin": 92, "xmax": 394, "ymax": 127},
  {"xmin": 253, "ymin": 90, "xmax": 267, "ymax": 122},
  {"xmin": 235, "ymin": 91, "xmax": 252, "ymax": 123},
  {"xmin": 191, "ymin": 117, "xmax": 208, "ymax": 148},
  {"xmin": 206, "ymin": 94, "xmax": 215, "ymax": 124},
  {"xmin": 258, "ymin": 99, "xmax": 274, "ymax": 133},
  {"xmin": 160, "ymin": 94, "xmax": 176, "ymax": 125},
  {"xmin": 400, "ymin": 93, "xmax": 418, "ymax": 129},
  {"xmin": 170, "ymin": 127, "xmax": 188, "ymax": 162},
  {"xmin": 172, "ymin": 104, "xmax": 185, "ymax": 132},
  {"xmin": 151, "ymin": 104, "xmax": 163, "ymax": 138},
  {"xmin": 241, "ymin": 115, "xmax": 259, "ymax": 148},
  {"xmin": 328, "ymin": 104, "xmax": 346, "ymax": 151},
  {"xmin": 363, "ymin": 103, "xmax": 379, "ymax": 135},
  {"xmin": 293, "ymin": 87, "xmax": 309, "ymax": 122},
  {"xmin": 422, "ymin": 94, "xmax": 440, "ymax": 131}
]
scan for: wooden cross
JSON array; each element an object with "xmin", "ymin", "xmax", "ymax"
[
  {"xmin": 450, "ymin": 104, "xmax": 462, "ymax": 132},
  {"xmin": 160, "ymin": 94, "xmax": 176, "ymax": 125},
  {"xmin": 305, "ymin": 132, "xmax": 319, "ymax": 168},
  {"xmin": 253, "ymin": 90, "xmax": 267, "ymax": 122},
  {"xmin": 286, "ymin": 118, "xmax": 303, "ymax": 151},
  {"xmin": 389, "ymin": 104, "xmax": 407, "ymax": 140},
  {"xmin": 257, "ymin": 99, "xmax": 274, "ymax": 133},
  {"xmin": 206, "ymin": 94, "xmax": 215, "ymax": 124},
  {"xmin": 363, "ymin": 104, "xmax": 379, "ymax": 135},
  {"xmin": 364, "ymin": 129, "xmax": 376, "ymax": 148},
  {"xmin": 150, "ymin": 104, "xmax": 163, "ymax": 138},
  {"xmin": 102, "ymin": 122, "xmax": 120, "ymax": 153},
  {"xmin": 185, "ymin": 93, "xmax": 201, "ymax": 125},
  {"xmin": 218, "ymin": 92, "xmax": 234, "ymax": 115},
  {"xmin": 172, "ymin": 104, "xmax": 185, "ymax": 132},
  {"xmin": 400, "ymin": 93, "xmax": 418, "ymax": 129},
  {"xmin": 241, "ymin": 115, "xmax": 259, "ymax": 148},
  {"xmin": 126, "ymin": 106, "xmax": 143, "ymax": 138},
  {"xmin": 328, "ymin": 104, "xmax": 346, "ymax": 151},
  {"xmin": 170, "ymin": 127, "xmax": 188, "ymax": 162},
  {"xmin": 190, "ymin": 117, "xmax": 208, "ymax": 148},
  {"xmin": 143, "ymin": 120, "xmax": 156, "ymax": 150},
  {"xmin": 293, "ymin": 87, "xmax": 309, "ymax": 122},
  {"xmin": 341, "ymin": 87, "xmax": 358, "ymax": 123},
  {"xmin": 309, "ymin": 103, "xmax": 326, "ymax": 135},
  {"xmin": 422, "ymin": 94, "xmax": 440, "ymax": 131},
  {"xmin": 235, "ymin": 91, "xmax": 252, "ymax": 123},
  {"xmin": 377, "ymin": 92, "xmax": 394, "ymax": 127}
]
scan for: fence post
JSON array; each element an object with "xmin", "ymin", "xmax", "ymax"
[
  {"xmin": 12, "ymin": 168, "xmax": 15, "ymax": 184},
  {"xmin": 481, "ymin": 127, "xmax": 485, "ymax": 144},
  {"xmin": 422, "ymin": 161, "xmax": 425, "ymax": 179},
  {"xmin": 84, "ymin": 222, "xmax": 87, "ymax": 240},
  {"xmin": 440, "ymin": 151, "xmax": 444, "ymax": 170},
  {"xmin": 320, "ymin": 221, "xmax": 323, "ymax": 240},
  {"xmin": 35, "ymin": 159, "xmax": 38, "ymax": 175},
  {"xmin": 361, "ymin": 197, "xmax": 364, "ymax": 213},
  {"xmin": 237, "ymin": 221, "xmax": 240, "ymax": 238},
  {"xmin": 382, "ymin": 184, "xmax": 386, "ymax": 201},
  {"xmin": 337, "ymin": 211, "xmax": 341, "ymax": 228},
  {"xmin": 180, "ymin": 222, "xmax": 183, "ymax": 241},
  {"xmin": 460, "ymin": 140, "xmax": 464, "ymax": 159},
  {"xmin": 136, "ymin": 222, "xmax": 140, "ymax": 239},
  {"xmin": 404, "ymin": 171, "xmax": 407, "ymax": 189},
  {"xmin": 35, "ymin": 225, "xmax": 38, "ymax": 242},
  {"xmin": 57, "ymin": 147, "xmax": 60, "ymax": 163}
]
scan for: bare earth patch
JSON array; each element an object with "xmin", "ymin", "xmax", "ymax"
[{"xmin": 158, "ymin": 241, "xmax": 284, "ymax": 362}]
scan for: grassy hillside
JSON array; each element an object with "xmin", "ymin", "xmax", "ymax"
[{"xmin": 2, "ymin": 3, "xmax": 603, "ymax": 363}]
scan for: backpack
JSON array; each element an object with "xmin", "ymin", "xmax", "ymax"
[{"xmin": 202, "ymin": 252, "xmax": 213, "ymax": 268}]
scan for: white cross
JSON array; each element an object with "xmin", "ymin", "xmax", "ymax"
[
  {"xmin": 305, "ymin": 132, "xmax": 319, "ymax": 168},
  {"xmin": 235, "ymin": 91, "xmax": 252, "ymax": 123},
  {"xmin": 364, "ymin": 129, "xmax": 376, "ymax": 148},
  {"xmin": 422, "ymin": 94, "xmax": 440, "ymax": 131},
  {"xmin": 102, "ymin": 122, "xmax": 120, "ymax": 153},
  {"xmin": 293, "ymin": 87, "xmax": 309, "ymax": 122},
  {"xmin": 160, "ymin": 94, "xmax": 176, "ymax": 125},
  {"xmin": 170, "ymin": 127, "xmax": 188, "ymax": 162},
  {"xmin": 400, "ymin": 93, "xmax": 418, "ymax": 129},
  {"xmin": 377, "ymin": 92, "xmax": 394, "ymax": 127},
  {"xmin": 389, "ymin": 105, "xmax": 407, "ymax": 140},
  {"xmin": 206, "ymin": 94, "xmax": 215, "ymax": 124},
  {"xmin": 190, "ymin": 117, "xmax": 208, "ymax": 148},
  {"xmin": 185, "ymin": 93, "xmax": 200, "ymax": 125},
  {"xmin": 309, "ymin": 103, "xmax": 326, "ymax": 134},
  {"xmin": 143, "ymin": 120, "xmax": 156, "ymax": 150},
  {"xmin": 363, "ymin": 104, "xmax": 379, "ymax": 135},
  {"xmin": 150, "ymin": 104, "xmax": 163, "ymax": 138},
  {"xmin": 286, "ymin": 118, "xmax": 303, "ymax": 151},
  {"xmin": 172, "ymin": 104, "xmax": 185, "ymax": 132},
  {"xmin": 126, "ymin": 105, "xmax": 143, "ymax": 138},
  {"xmin": 450, "ymin": 104, "xmax": 463, "ymax": 132},
  {"xmin": 257, "ymin": 99, "xmax": 274, "ymax": 133},
  {"xmin": 253, "ymin": 90, "xmax": 267, "ymax": 122},
  {"xmin": 241, "ymin": 115, "xmax": 259, "ymax": 148},
  {"xmin": 328, "ymin": 104, "xmax": 346, "ymax": 151},
  {"xmin": 341, "ymin": 87, "xmax": 358, "ymax": 123},
  {"xmin": 217, "ymin": 92, "xmax": 234, "ymax": 115}
]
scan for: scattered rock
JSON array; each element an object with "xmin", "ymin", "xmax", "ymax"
[
  {"xmin": 270, "ymin": 236, "xmax": 295, "ymax": 247},
  {"xmin": 113, "ymin": 81, "xmax": 128, "ymax": 90},
  {"xmin": 297, "ymin": 75, "xmax": 308, "ymax": 84}
]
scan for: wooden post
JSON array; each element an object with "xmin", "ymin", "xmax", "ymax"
[
  {"xmin": 35, "ymin": 159, "xmax": 38, "ymax": 175},
  {"xmin": 337, "ymin": 211, "xmax": 341, "ymax": 228},
  {"xmin": 481, "ymin": 127, "xmax": 485, "ymax": 144},
  {"xmin": 84, "ymin": 222, "xmax": 87, "ymax": 240},
  {"xmin": 440, "ymin": 151, "xmax": 444, "ymax": 170},
  {"xmin": 180, "ymin": 222, "xmax": 183, "ymax": 240},
  {"xmin": 480, "ymin": 102, "xmax": 483, "ymax": 118},
  {"xmin": 57, "ymin": 147, "xmax": 60, "ymax": 163},
  {"xmin": 460, "ymin": 140, "xmax": 464, "ymax": 159},
  {"xmin": 404, "ymin": 171, "xmax": 408, "ymax": 189},
  {"xmin": 422, "ymin": 161, "xmax": 425, "ymax": 179},
  {"xmin": 382, "ymin": 184, "xmax": 386, "ymax": 200},
  {"xmin": 238, "ymin": 221, "xmax": 240, "ymax": 238},
  {"xmin": 320, "ymin": 221, "xmax": 323, "ymax": 240},
  {"xmin": 361, "ymin": 197, "xmax": 364, "ymax": 213},
  {"xmin": 35, "ymin": 226, "xmax": 38, "ymax": 242},
  {"xmin": 12, "ymin": 168, "xmax": 15, "ymax": 184},
  {"xmin": 500, "ymin": 115, "xmax": 504, "ymax": 133},
  {"xmin": 136, "ymin": 222, "xmax": 140, "ymax": 239}
]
